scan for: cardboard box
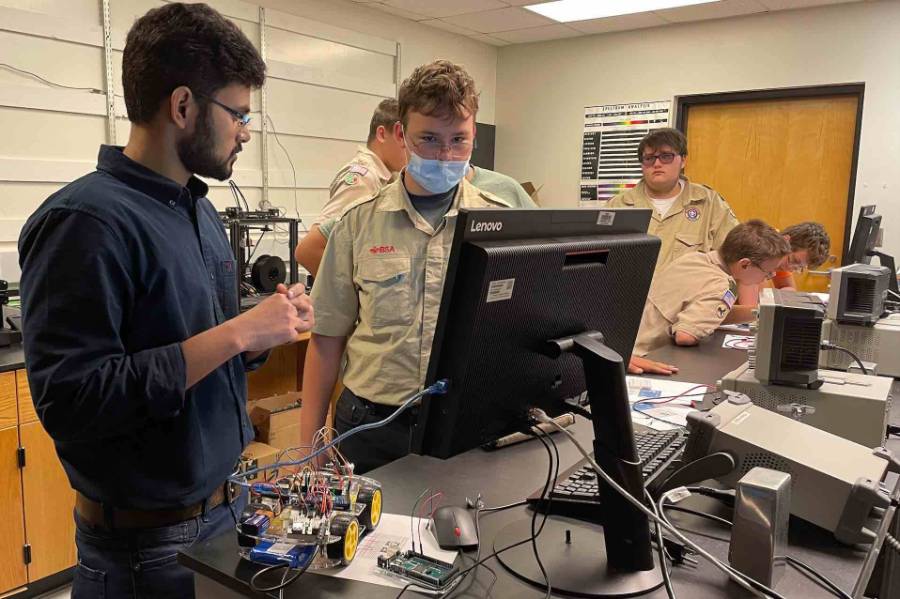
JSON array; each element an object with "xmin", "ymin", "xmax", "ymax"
[
  {"xmin": 240, "ymin": 441, "xmax": 280, "ymax": 483},
  {"xmin": 520, "ymin": 181, "xmax": 543, "ymax": 206},
  {"xmin": 248, "ymin": 392, "xmax": 302, "ymax": 451}
]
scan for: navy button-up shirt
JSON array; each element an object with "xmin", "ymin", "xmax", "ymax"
[{"xmin": 19, "ymin": 145, "xmax": 261, "ymax": 510}]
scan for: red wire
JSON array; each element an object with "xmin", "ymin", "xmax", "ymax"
[{"xmin": 641, "ymin": 384, "xmax": 715, "ymax": 406}]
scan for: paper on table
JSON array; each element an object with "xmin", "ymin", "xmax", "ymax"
[
  {"xmin": 314, "ymin": 513, "xmax": 458, "ymax": 592},
  {"xmin": 626, "ymin": 376, "xmax": 706, "ymax": 431},
  {"xmin": 722, "ymin": 334, "xmax": 754, "ymax": 350}
]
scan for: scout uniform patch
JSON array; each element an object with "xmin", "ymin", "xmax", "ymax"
[
  {"xmin": 343, "ymin": 173, "xmax": 359, "ymax": 186},
  {"xmin": 722, "ymin": 289, "xmax": 736, "ymax": 309},
  {"xmin": 685, "ymin": 207, "xmax": 700, "ymax": 221}
]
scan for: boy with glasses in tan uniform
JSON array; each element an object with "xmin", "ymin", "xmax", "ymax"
[
  {"xmin": 630, "ymin": 220, "xmax": 790, "ymax": 368},
  {"xmin": 607, "ymin": 128, "xmax": 739, "ymax": 275},
  {"xmin": 300, "ymin": 61, "xmax": 516, "ymax": 473}
]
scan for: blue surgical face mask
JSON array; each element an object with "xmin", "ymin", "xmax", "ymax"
[{"xmin": 405, "ymin": 149, "xmax": 469, "ymax": 195}]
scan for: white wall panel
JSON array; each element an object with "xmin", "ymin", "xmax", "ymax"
[
  {"xmin": 0, "ymin": 30, "xmax": 105, "ymax": 92},
  {"xmin": 0, "ymin": 0, "xmax": 102, "ymax": 27},
  {"xmin": 266, "ymin": 78, "xmax": 382, "ymax": 142},
  {"xmin": 0, "ymin": 107, "xmax": 107, "ymax": 160},
  {"xmin": 267, "ymin": 28, "xmax": 394, "ymax": 93}
]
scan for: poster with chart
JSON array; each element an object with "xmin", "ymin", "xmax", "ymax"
[{"xmin": 580, "ymin": 101, "xmax": 671, "ymax": 206}]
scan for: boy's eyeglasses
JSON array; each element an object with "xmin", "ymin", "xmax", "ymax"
[{"xmin": 639, "ymin": 152, "xmax": 678, "ymax": 166}]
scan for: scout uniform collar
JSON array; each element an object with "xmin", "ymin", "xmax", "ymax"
[
  {"xmin": 624, "ymin": 177, "xmax": 705, "ymax": 221},
  {"xmin": 375, "ymin": 171, "xmax": 507, "ymax": 235},
  {"xmin": 357, "ymin": 145, "xmax": 393, "ymax": 182},
  {"xmin": 710, "ymin": 250, "xmax": 739, "ymax": 294}
]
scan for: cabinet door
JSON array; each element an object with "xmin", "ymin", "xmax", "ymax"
[
  {"xmin": 20, "ymin": 422, "xmax": 77, "ymax": 581},
  {"xmin": 0, "ymin": 425, "xmax": 27, "ymax": 594},
  {"xmin": 17, "ymin": 371, "xmax": 77, "ymax": 581}
]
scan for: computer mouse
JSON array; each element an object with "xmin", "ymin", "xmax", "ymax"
[{"xmin": 430, "ymin": 506, "xmax": 478, "ymax": 550}]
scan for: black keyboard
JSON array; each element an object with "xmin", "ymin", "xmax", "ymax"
[{"xmin": 527, "ymin": 428, "xmax": 686, "ymax": 521}]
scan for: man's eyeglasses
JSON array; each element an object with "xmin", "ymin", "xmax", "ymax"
[
  {"xmin": 196, "ymin": 93, "xmax": 251, "ymax": 127},
  {"xmin": 407, "ymin": 137, "xmax": 473, "ymax": 160},
  {"xmin": 639, "ymin": 152, "xmax": 678, "ymax": 166}
]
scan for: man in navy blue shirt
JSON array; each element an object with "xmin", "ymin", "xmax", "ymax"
[{"xmin": 18, "ymin": 4, "xmax": 313, "ymax": 597}]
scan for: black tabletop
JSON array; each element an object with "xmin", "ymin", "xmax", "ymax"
[
  {"xmin": 0, "ymin": 342, "xmax": 25, "ymax": 374},
  {"xmin": 180, "ymin": 332, "xmax": 899, "ymax": 598}
]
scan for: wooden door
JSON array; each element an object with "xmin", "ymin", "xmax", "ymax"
[
  {"xmin": 16, "ymin": 371, "xmax": 77, "ymax": 581},
  {"xmin": 684, "ymin": 95, "xmax": 859, "ymax": 291},
  {"xmin": 0, "ymin": 371, "xmax": 27, "ymax": 594}
]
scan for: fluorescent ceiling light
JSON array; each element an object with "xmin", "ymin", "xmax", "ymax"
[{"xmin": 525, "ymin": 0, "xmax": 721, "ymax": 22}]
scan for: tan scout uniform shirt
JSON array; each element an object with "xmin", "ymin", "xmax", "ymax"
[
  {"xmin": 632, "ymin": 250, "xmax": 737, "ymax": 356},
  {"xmin": 607, "ymin": 177, "xmax": 739, "ymax": 274},
  {"xmin": 314, "ymin": 146, "xmax": 393, "ymax": 226},
  {"xmin": 311, "ymin": 176, "xmax": 514, "ymax": 406}
]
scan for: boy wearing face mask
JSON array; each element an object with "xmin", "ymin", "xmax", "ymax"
[{"xmin": 299, "ymin": 61, "xmax": 518, "ymax": 473}]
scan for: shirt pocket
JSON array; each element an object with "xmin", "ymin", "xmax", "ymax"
[
  {"xmin": 216, "ymin": 258, "xmax": 238, "ymax": 318},
  {"xmin": 357, "ymin": 255, "xmax": 413, "ymax": 327},
  {"xmin": 673, "ymin": 232, "xmax": 702, "ymax": 261}
]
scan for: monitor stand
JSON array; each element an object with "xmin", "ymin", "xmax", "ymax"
[
  {"xmin": 494, "ymin": 332, "xmax": 663, "ymax": 597},
  {"xmin": 868, "ymin": 250, "xmax": 899, "ymax": 294}
]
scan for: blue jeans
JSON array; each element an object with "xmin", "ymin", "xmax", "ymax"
[{"xmin": 72, "ymin": 492, "xmax": 246, "ymax": 599}]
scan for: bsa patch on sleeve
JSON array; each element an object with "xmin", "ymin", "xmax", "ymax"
[
  {"xmin": 343, "ymin": 172, "xmax": 360, "ymax": 186},
  {"xmin": 722, "ymin": 289, "xmax": 736, "ymax": 309},
  {"xmin": 716, "ymin": 304, "xmax": 729, "ymax": 319}
]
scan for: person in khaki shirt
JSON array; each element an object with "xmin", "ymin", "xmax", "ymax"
[
  {"xmin": 731, "ymin": 221, "xmax": 831, "ymax": 322},
  {"xmin": 607, "ymin": 128, "xmax": 739, "ymax": 275},
  {"xmin": 629, "ymin": 220, "xmax": 791, "ymax": 372},
  {"xmin": 300, "ymin": 60, "xmax": 517, "ymax": 473},
  {"xmin": 305, "ymin": 164, "xmax": 536, "ymax": 277},
  {"xmin": 295, "ymin": 99, "xmax": 406, "ymax": 274}
]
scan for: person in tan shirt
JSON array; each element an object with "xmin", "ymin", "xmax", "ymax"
[
  {"xmin": 731, "ymin": 221, "xmax": 831, "ymax": 322},
  {"xmin": 629, "ymin": 220, "xmax": 791, "ymax": 373},
  {"xmin": 607, "ymin": 128, "xmax": 739, "ymax": 275},
  {"xmin": 295, "ymin": 99, "xmax": 406, "ymax": 274},
  {"xmin": 300, "ymin": 61, "xmax": 517, "ymax": 473}
]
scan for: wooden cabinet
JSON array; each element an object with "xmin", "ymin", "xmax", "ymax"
[
  {"xmin": 20, "ymin": 422, "xmax": 77, "ymax": 580},
  {"xmin": 0, "ymin": 369, "xmax": 76, "ymax": 596},
  {"xmin": 0, "ymin": 425, "xmax": 28, "ymax": 594}
]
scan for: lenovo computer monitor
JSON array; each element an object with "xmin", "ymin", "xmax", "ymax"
[
  {"xmin": 412, "ymin": 207, "xmax": 663, "ymax": 595},
  {"xmin": 846, "ymin": 205, "xmax": 897, "ymax": 293}
]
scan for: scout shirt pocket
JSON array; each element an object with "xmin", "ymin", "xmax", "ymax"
[
  {"xmin": 357, "ymin": 254, "xmax": 414, "ymax": 327},
  {"xmin": 672, "ymin": 232, "xmax": 702, "ymax": 262}
]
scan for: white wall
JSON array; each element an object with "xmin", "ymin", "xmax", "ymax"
[
  {"xmin": 0, "ymin": 0, "xmax": 498, "ymax": 281},
  {"xmin": 256, "ymin": 0, "xmax": 500, "ymax": 124},
  {"xmin": 494, "ymin": 0, "xmax": 900, "ymax": 259}
]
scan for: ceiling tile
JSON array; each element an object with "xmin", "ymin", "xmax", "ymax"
[
  {"xmin": 501, "ymin": 0, "xmax": 558, "ymax": 5},
  {"xmin": 367, "ymin": 2, "xmax": 432, "ymax": 21},
  {"xmin": 758, "ymin": 0, "xmax": 859, "ymax": 9},
  {"xmin": 380, "ymin": 0, "xmax": 507, "ymax": 19},
  {"xmin": 419, "ymin": 19, "xmax": 480, "ymax": 36},
  {"xmin": 443, "ymin": 7, "xmax": 556, "ymax": 33},
  {"xmin": 467, "ymin": 33, "xmax": 512, "ymax": 46},
  {"xmin": 492, "ymin": 23, "xmax": 583, "ymax": 43},
  {"xmin": 655, "ymin": 0, "xmax": 767, "ymax": 23},
  {"xmin": 567, "ymin": 12, "xmax": 669, "ymax": 34}
]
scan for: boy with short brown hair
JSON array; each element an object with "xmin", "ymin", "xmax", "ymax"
[{"xmin": 631, "ymin": 219, "xmax": 791, "ymax": 368}]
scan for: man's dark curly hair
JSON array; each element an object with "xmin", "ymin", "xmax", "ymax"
[{"xmin": 122, "ymin": 2, "xmax": 265, "ymax": 123}]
